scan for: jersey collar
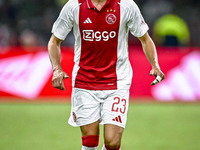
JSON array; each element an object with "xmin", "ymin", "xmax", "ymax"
[{"xmin": 86, "ymin": 0, "xmax": 111, "ymax": 9}]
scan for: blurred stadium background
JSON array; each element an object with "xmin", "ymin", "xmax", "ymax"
[{"xmin": 0, "ymin": 0, "xmax": 200, "ymax": 150}]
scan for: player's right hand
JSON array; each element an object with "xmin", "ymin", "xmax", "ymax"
[{"xmin": 52, "ymin": 69, "xmax": 69, "ymax": 91}]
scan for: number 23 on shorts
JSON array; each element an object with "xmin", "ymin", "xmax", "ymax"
[{"xmin": 111, "ymin": 97, "xmax": 127, "ymax": 114}]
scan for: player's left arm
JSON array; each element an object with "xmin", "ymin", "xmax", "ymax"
[{"xmin": 138, "ymin": 32, "xmax": 165, "ymax": 85}]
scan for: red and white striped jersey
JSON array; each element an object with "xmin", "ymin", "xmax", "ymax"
[{"xmin": 52, "ymin": 0, "xmax": 148, "ymax": 90}]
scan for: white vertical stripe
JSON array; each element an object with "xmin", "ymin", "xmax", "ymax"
[
  {"xmin": 72, "ymin": 2, "xmax": 82, "ymax": 87},
  {"xmin": 116, "ymin": 1, "xmax": 133, "ymax": 90}
]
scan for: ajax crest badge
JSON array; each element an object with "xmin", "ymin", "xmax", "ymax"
[{"xmin": 106, "ymin": 13, "xmax": 117, "ymax": 25}]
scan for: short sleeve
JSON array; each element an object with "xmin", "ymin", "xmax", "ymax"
[
  {"xmin": 51, "ymin": 1, "xmax": 74, "ymax": 40},
  {"xmin": 127, "ymin": 2, "xmax": 149, "ymax": 37}
]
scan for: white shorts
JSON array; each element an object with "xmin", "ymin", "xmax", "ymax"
[{"xmin": 68, "ymin": 87, "xmax": 129, "ymax": 128}]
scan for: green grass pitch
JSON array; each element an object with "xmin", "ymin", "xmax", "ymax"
[{"xmin": 0, "ymin": 102, "xmax": 200, "ymax": 150}]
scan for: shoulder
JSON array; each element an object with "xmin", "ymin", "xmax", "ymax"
[
  {"xmin": 58, "ymin": 0, "xmax": 80, "ymax": 18},
  {"xmin": 61, "ymin": 0, "xmax": 80, "ymax": 13},
  {"xmin": 119, "ymin": 0, "xmax": 140, "ymax": 13}
]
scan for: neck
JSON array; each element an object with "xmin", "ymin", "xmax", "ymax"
[{"xmin": 91, "ymin": 0, "xmax": 108, "ymax": 11}]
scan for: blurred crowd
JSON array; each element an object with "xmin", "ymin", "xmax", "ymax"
[{"xmin": 0, "ymin": 0, "xmax": 199, "ymax": 47}]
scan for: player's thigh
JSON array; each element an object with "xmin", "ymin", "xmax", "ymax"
[
  {"xmin": 80, "ymin": 120, "xmax": 100, "ymax": 136},
  {"xmin": 68, "ymin": 88, "xmax": 101, "ymax": 127},
  {"xmin": 104, "ymin": 124, "xmax": 124, "ymax": 146},
  {"xmin": 101, "ymin": 89, "xmax": 129, "ymax": 128}
]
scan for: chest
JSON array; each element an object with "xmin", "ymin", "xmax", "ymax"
[{"xmin": 79, "ymin": 1, "xmax": 120, "ymax": 32}]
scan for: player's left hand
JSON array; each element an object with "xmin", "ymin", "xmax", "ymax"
[{"xmin": 150, "ymin": 67, "xmax": 165, "ymax": 86}]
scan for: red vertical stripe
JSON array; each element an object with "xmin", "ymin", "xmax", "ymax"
[
  {"xmin": 115, "ymin": 117, "xmax": 119, "ymax": 122},
  {"xmin": 118, "ymin": 116, "xmax": 122, "ymax": 123},
  {"xmin": 74, "ymin": 0, "xmax": 120, "ymax": 90}
]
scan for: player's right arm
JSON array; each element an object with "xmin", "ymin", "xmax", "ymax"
[{"xmin": 48, "ymin": 34, "xmax": 69, "ymax": 91}]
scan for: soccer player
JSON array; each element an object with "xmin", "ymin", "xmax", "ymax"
[{"xmin": 48, "ymin": 0, "xmax": 165, "ymax": 149}]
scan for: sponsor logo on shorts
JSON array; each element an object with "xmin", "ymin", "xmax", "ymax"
[
  {"xmin": 73, "ymin": 112, "xmax": 77, "ymax": 122},
  {"xmin": 112, "ymin": 115, "xmax": 122, "ymax": 123}
]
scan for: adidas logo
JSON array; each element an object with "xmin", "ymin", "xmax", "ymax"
[
  {"xmin": 112, "ymin": 116, "xmax": 122, "ymax": 123},
  {"xmin": 84, "ymin": 17, "xmax": 92, "ymax": 24}
]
